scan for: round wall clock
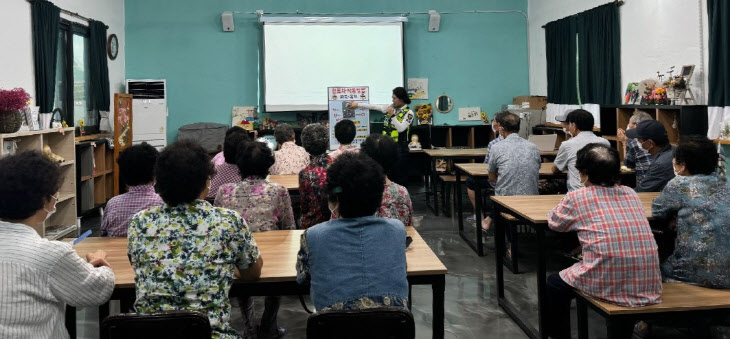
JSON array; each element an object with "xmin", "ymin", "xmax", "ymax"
[{"xmin": 107, "ymin": 34, "xmax": 118, "ymax": 60}]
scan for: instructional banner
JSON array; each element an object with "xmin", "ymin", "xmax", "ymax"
[{"xmin": 328, "ymin": 86, "xmax": 369, "ymax": 150}]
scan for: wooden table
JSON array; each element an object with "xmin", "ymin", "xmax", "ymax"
[
  {"xmin": 422, "ymin": 149, "xmax": 488, "ymax": 216},
  {"xmin": 538, "ymin": 163, "xmax": 636, "ymax": 179},
  {"xmin": 65, "ymin": 227, "xmax": 447, "ymax": 339},
  {"xmin": 268, "ymin": 174, "xmax": 299, "ymax": 191},
  {"xmin": 490, "ymin": 192, "xmax": 659, "ymax": 339}
]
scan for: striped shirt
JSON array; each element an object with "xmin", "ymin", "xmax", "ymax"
[
  {"xmin": 0, "ymin": 221, "xmax": 115, "ymax": 339},
  {"xmin": 547, "ymin": 185, "xmax": 662, "ymax": 307}
]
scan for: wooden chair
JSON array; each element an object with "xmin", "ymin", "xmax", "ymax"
[
  {"xmin": 575, "ymin": 283, "xmax": 730, "ymax": 339},
  {"xmin": 100, "ymin": 311, "xmax": 211, "ymax": 339},
  {"xmin": 307, "ymin": 307, "xmax": 415, "ymax": 339}
]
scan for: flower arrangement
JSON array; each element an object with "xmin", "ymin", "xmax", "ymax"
[
  {"xmin": 642, "ymin": 85, "xmax": 670, "ymax": 105},
  {"xmin": 664, "ymin": 76, "xmax": 687, "ymax": 90},
  {"xmin": 0, "ymin": 88, "xmax": 31, "ymax": 112},
  {"xmin": 414, "ymin": 103, "xmax": 433, "ymax": 125}
]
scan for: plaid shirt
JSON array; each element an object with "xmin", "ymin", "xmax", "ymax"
[
  {"xmin": 548, "ymin": 185, "xmax": 662, "ymax": 307},
  {"xmin": 207, "ymin": 162, "xmax": 242, "ymax": 199},
  {"xmin": 101, "ymin": 185, "xmax": 164, "ymax": 237},
  {"xmin": 625, "ymin": 138, "xmax": 653, "ymax": 184}
]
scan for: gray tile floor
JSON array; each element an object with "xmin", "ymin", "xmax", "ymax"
[{"xmin": 76, "ymin": 183, "xmax": 698, "ymax": 339}]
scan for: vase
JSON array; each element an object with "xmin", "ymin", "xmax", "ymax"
[{"xmin": 0, "ymin": 110, "xmax": 22, "ymax": 133}]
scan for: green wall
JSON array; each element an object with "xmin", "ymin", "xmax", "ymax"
[{"xmin": 125, "ymin": 0, "xmax": 529, "ymax": 142}]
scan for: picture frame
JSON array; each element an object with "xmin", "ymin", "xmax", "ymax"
[{"xmin": 680, "ymin": 65, "xmax": 695, "ymax": 82}]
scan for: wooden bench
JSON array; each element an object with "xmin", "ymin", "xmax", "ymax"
[{"xmin": 575, "ymin": 283, "xmax": 730, "ymax": 339}]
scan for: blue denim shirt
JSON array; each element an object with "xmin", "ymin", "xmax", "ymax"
[{"xmin": 296, "ymin": 216, "xmax": 409, "ymax": 311}]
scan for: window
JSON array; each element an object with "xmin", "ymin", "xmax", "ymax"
[{"xmin": 54, "ymin": 20, "xmax": 98, "ymax": 133}]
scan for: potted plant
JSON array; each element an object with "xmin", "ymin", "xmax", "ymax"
[{"xmin": 0, "ymin": 88, "xmax": 31, "ymax": 133}]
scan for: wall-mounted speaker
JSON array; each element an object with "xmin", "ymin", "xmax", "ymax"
[
  {"xmin": 428, "ymin": 10, "xmax": 440, "ymax": 32},
  {"xmin": 222, "ymin": 12, "xmax": 234, "ymax": 32}
]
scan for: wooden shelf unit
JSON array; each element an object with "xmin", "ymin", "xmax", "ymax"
[
  {"xmin": 599, "ymin": 105, "xmax": 708, "ymax": 161},
  {"xmin": 75, "ymin": 136, "xmax": 115, "ymax": 214},
  {"xmin": 0, "ymin": 128, "xmax": 78, "ymax": 239}
]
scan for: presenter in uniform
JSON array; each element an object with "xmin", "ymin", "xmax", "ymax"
[{"xmin": 348, "ymin": 87, "xmax": 414, "ymax": 186}]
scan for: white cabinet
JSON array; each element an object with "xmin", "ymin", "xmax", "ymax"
[{"xmin": 127, "ymin": 79, "xmax": 167, "ymax": 149}]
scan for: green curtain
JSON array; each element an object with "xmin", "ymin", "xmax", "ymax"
[
  {"xmin": 89, "ymin": 20, "xmax": 110, "ymax": 112},
  {"xmin": 708, "ymin": 0, "xmax": 730, "ymax": 107},
  {"xmin": 577, "ymin": 3, "xmax": 621, "ymax": 105},
  {"xmin": 545, "ymin": 16, "xmax": 578, "ymax": 105},
  {"xmin": 31, "ymin": 0, "xmax": 61, "ymax": 113}
]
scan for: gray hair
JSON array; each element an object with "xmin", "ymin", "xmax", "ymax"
[
  {"xmin": 301, "ymin": 123, "xmax": 330, "ymax": 156},
  {"xmin": 630, "ymin": 111, "xmax": 653, "ymax": 125}
]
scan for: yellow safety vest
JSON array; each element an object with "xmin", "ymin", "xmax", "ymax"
[{"xmin": 383, "ymin": 107, "xmax": 411, "ymax": 143}]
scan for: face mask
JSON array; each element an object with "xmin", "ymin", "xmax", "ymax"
[
  {"xmin": 580, "ymin": 176, "xmax": 588, "ymax": 186},
  {"xmin": 640, "ymin": 140, "xmax": 652, "ymax": 152},
  {"xmin": 44, "ymin": 194, "xmax": 59, "ymax": 221},
  {"xmin": 328, "ymin": 202, "xmax": 339, "ymax": 218},
  {"xmin": 562, "ymin": 128, "xmax": 571, "ymax": 136},
  {"xmin": 491, "ymin": 124, "xmax": 497, "ymax": 134}
]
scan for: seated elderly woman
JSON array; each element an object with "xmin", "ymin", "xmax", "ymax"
[
  {"xmin": 0, "ymin": 151, "xmax": 114, "ymax": 338},
  {"xmin": 128, "ymin": 140, "xmax": 263, "ymax": 339},
  {"xmin": 299, "ymin": 123, "xmax": 332, "ymax": 229},
  {"xmin": 545, "ymin": 144, "xmax": 661, "ymax": 339},
  {"xmin": 360, "ymin": 134, "xmax": 413, "ymax": 227},
  {"xmin": 270, "ymin": 123, "xmax": 309, "ymax": 175},
  {"xmin": 215, "ymin": 140, "xmax": 294, "ymax": 338},
  {"xmin": 653, "ymin": 135, "xmax": 730, "ymax": 288},
  {"xmin": 296, "ymin": 152, "xmax": 409, "ymax": 311}
]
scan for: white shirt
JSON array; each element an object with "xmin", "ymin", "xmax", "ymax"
[
  {"xmin": 358, "ymin": 103, "xmax": 414, "ymax": 133},
  {"xmin": 554, "ymin": 131, "xmax": 611, "ymax": 191},
  {"xmin": 0, "ymin": 221, "xmax": 115, "ymax": 339}
]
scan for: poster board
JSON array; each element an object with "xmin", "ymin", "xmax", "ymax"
[
  {"xmin": 458, "ymin": 107, "xmax": 481, "ymax": 121},
  {"xmin": 232, "ymin": 106, "xmax": 256, "ymax": 131},
  {"xmin": 113, "ymin": 93, "xmax": 133, "ymax": 195},
  {"xmin": 328, "ymin": 86, "xmax": 369, "ymax": 150}
]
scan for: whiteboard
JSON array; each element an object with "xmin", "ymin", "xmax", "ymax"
[{"xmin": 263, "ymin": 23, "xmax": 404, "ymax": 111}]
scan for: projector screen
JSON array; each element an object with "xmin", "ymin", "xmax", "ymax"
[{"xmin": 263, "ymin": 22, "xmax": 404, "ymax": 111}]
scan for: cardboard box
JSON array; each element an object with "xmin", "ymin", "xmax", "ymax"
[{"xmin": 513, "ymin": 96, "xmax": 547, "ymax": 109}]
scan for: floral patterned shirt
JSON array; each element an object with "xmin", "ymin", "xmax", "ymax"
[
  {"xmin": 328, "ymin": 144, "xmax": 359, "ymax": 162},
  {"xmin": 652, "ymin": 174, "xmax": 730, "ymax": 288},
  {"xmin": 376, "ymin": 182, "xmax": 413, "ymax": 227},
  {"xmin": 270, "ymin": 141, "xmax": 310, "ymax": 175},
  {"xmin": 214, "ymin": 176, "xmax": 295, "ymax": 232},
  {"xmin": 299, "ymin": 154, "xmax": 332, "ymax": 229},
  {"xmin": 128, "ymin": 200, "xmax": 260, "ymax": 339}
]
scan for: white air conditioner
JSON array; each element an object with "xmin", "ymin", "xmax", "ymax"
[{"xmin": 126, "ymin": 79, "xmax": 167, "ymax": 150}]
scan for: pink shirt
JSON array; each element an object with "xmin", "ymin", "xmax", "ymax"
[
  {"xmin": 207, "ymin": 162, "xmax": 242, "ymax": 199},
  {"xmin": 270, "ymin": 142, "xmax": 310, "ymax": 175},
  {"xmin": 101, "ymin": 185, "xmax": 164, "ymax": 237},
  {"xmin": 548, "ymin": 185, "xmax": 662, "ymax": 307},
  {"xmin": 328, "ymin": 144, "xmax": 359, "ymax": 162}
]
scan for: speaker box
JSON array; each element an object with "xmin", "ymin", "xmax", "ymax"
[
  {"xmin": 222, "ymin": 12, "xmax": 234, "ymax": 32},
  {"xmin": 428, "ymin": 10, "xmax": 440, "ymax": 32}
]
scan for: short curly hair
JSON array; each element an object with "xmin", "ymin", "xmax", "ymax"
[
  {"xmin": 361, "ymin": 133, "xmax": 399, "ymax": 176},
  {"xmin": 674, "ymin": 135, "xmax": 718, "ymax": 175},
  {"xmin": 334, "ymin": 119, "xmax": 356, "ymax": 145},
  {"xmin": 274, "ymin": 123, "xmax": 295, "ymax": 145},
  {"xmin": 237, "ymin": 141, "xmax": 275, "ymax": 178},
  {"xmin": 302, "ymin": 123, "xmax": 329, "ymax": 156},
  {"xmin": 0, "ymin": 151, "xmax": 61, "ymax": 220},
  {"xmin": 327, "ymin": 152, "xmax": 384, "ymax": 218},
  {"xmin": 117, "ymin": 142, "xmax": 159, "ymax": 186},
  {"xmin": 223, "ymin": 128, "xmax": 250, "ymax": 164},
  {"xmin": 155, "ymin": 140, "xmax": 213, "ymax": 206}
]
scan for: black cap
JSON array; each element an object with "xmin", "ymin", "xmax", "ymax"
[{"xmin": 625, "ymin": 120, "xmax": 668, "ymax": 143}]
